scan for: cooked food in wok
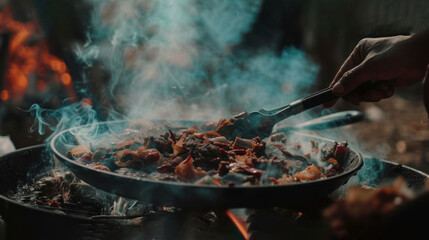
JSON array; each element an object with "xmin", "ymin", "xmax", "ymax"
[{"xmin": 68, "ymin": 120, "xmax": 349, "ymax": 186}]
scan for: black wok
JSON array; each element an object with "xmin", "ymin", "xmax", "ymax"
[{"xmin": 50, "ymin": 115, "xmax": 364, "ymax": 208}]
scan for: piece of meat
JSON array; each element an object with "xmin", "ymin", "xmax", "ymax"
[
  {"xmin": 217, "ymin": 161, "xmax": 230, "ymax": 176},
  {"xmin": 276, "ymin": 174, "xmax": 296, "ymax": 184},
  {"xmin": 191, "ymin": 142, "xmax": 224, "ymax": 170},
  {"xmin": 114, "ymin": 138, "xmax": 136, "ymax": 150},
  {"xmin": 144, "ymin": 135, "xmax": 170, "ymax": 152},
  {"xmin": 90, "ymin": 164, "xmax": 111, "ymax": 172},
  {"xmin": 252, "ymin": 137, "xmax": 266, "ymax": 157},
  {"xmin": 182, "ymin": 134, "xmax": 205, "ymax": 150},
  {"xmin": 232, "ymin": 137, "xmax": 253, "ymax": 149},
  {"xmin": 115, "ymin": 148, "xmax": 160, "ymax": 167},
  {"xmin": 170, "ymin": 136, "xmax": 187, "ymax": 157},
  {"xmin": 294, "ymin": 165, "xmax": 323, "ymax": 182},
  {"xmin": 229, "ymin": 162, "xmax": 263, "ymax": 178},
  {"xmin": 174, "ymin": 155, "xmax": 207, "ymax": 182},
  {"xmin": 69, "ymin": 145, "xmax": 91, "ymax": 158},
  {"xmin": 157, "ymin": 157, "xmax": 183, "ymax": 173}
]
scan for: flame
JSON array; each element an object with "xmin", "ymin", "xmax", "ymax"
[
  {"xmin": 0, "ymin": 6, "xmax": 76, "ymax": 102},
  {"xmin": 1, "ymin": 89, "xmax": 8, "ymax": 101},
  {"xmin": 226, "ymin": 210, "xmax": 249, "ymax": 240}
]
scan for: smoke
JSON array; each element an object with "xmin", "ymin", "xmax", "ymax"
[
  {"xmin": 74, "ymin": 0, "xmax": 318, "ymax": 121},
  {"xmin": 29, "ymin": 100, "xmax": 98, "ymax": 144}
]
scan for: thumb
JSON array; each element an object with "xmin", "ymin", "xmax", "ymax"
[
  {"xmin": 423, "ymin": 65, "xmax": 429, "ymax": 118},
  {"xmin": 332, "ymin": 60, "xmax": 377, "ymax": 96}
]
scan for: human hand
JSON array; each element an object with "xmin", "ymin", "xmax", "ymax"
[{"xmin": 324, "ymin": 31, "xmax": 429, "ymax": 107}]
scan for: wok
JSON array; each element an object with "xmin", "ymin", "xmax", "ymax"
[{"xmin": 51, "ymin": 116, "xmax": 364, "ymax": 208}]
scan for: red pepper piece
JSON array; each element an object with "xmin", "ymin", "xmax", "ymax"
[{"xmin": 334, "ymin": 146, "xmax": 349, "ymax": 161}]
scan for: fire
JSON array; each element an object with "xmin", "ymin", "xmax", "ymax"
[
  {"xmin": 0, "ymin": 6, "xmax": 75, "ymax": 102},
  {"xmin": 226, "ymin": 210, "xmax": 249, "ymax": 240}
]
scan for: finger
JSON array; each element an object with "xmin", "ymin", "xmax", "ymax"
[
  {"xmin": 423, "ymin": 65, "xmax": 429, "ymax": 118},
  {"xmin": 332, "ymin": 60, "xmax": 377, "ymax": 96},
  {"xmin": 325, "ymin": 46, "xmax": 364, "ymax": 108},
  {"xmin": 329, "ymin": 46, "xmax": 363, "ymax": 87}
]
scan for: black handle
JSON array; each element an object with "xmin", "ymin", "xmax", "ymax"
[{"xmin": 301, "ymin": 87, "xmax": 337, "ymax": 110}]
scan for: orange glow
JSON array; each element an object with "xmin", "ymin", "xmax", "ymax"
[
  {"xmin": 1, "ymin": 90, "xmax": 9, "ymax": 101},
  {"xmin": 37, "ymin": 80, "xmax": 46, "ymax": 90},
  {"xmin": 226, "ymin": 210, "xmax": 249, "ymax": 240},
  {"xmin": 61, "ymin": 73, "xmax": 72, "ymax": 85},
  {"xmin": 0, "ymin": 6, "xmax": 76, "ymax": 101},
  {"xmin": 17, "ymin": 75, "xmax": 28, "ymax": 88}
]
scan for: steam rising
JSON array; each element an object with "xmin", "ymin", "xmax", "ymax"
[
  {"xmin": 75, "ymin": 0, "xmax": 318, "ymax": 120},
  {"xmin": 30, "ymin": 100, "xmax": 98, "ymax": 142}
]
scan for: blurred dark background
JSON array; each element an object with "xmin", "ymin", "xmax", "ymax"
[{"xmin": 1, "ymin": 0, "xmax": 429, "ymax": 172}]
